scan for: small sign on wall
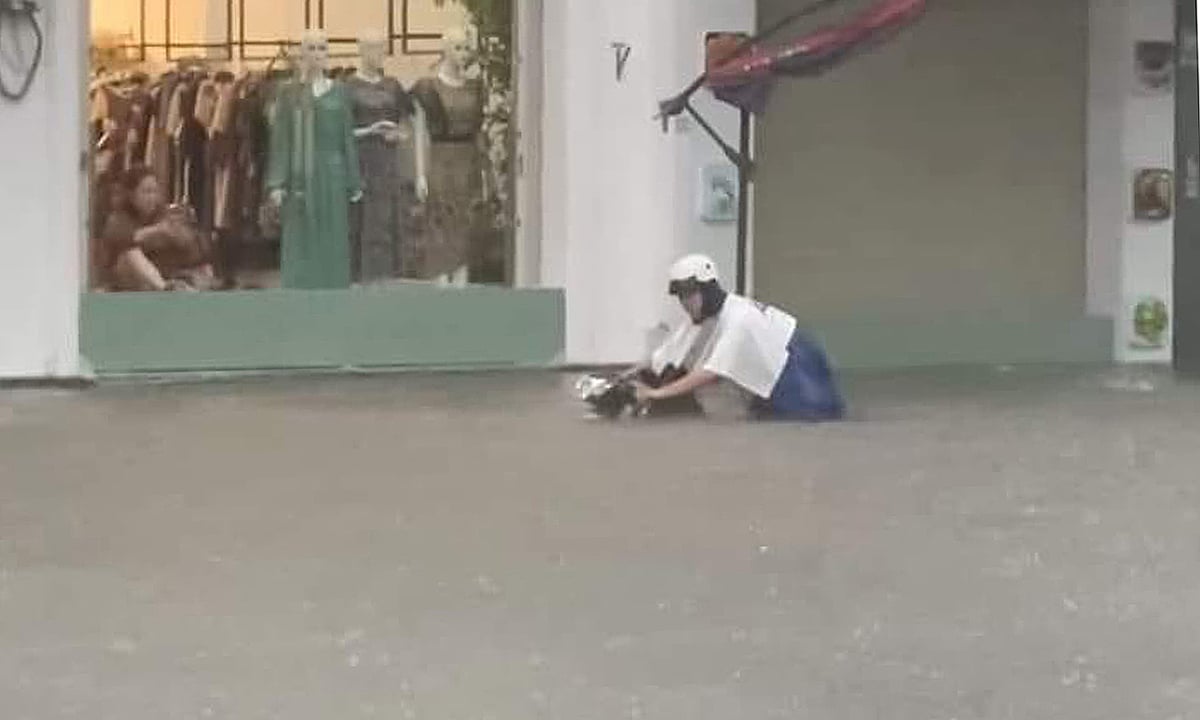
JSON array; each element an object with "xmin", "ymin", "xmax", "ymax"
[
  {"xmin": 699, "ymin": 162, "xmax": 739, "ymax": 223},
  {"xmin": 1135, "ymin": 41, "xmax": 1175, "ymax": 95},
  {"xmin": 1133, "ymin": 168, "xmax": 1174, "ymax": 221},
  {"xmin": 1128, "ymin": 296, "xmax": 1171, "ymax": 351}
]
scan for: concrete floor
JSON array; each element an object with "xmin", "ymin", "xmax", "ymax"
[{"xmin": 2, "ymin": 366, "xmax": 1199, "ymax": 720}]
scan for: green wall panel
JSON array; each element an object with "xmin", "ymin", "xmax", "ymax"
[
  {"xmin": 82, "ymin": 286, "xmax": 565, "ymax": 374},
  {"xmin": 812, "ymin": 315, "xmax": 1113, "ymax": 370}
]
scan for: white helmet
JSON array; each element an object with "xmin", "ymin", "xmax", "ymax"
[{"xmin": 668, "ymin": 253, "xmax": 719, "ymax": 287}]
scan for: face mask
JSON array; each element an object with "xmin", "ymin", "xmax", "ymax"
[{"xmin": 669, "ymin": 280, "xmax": 727, "ymax": 324}]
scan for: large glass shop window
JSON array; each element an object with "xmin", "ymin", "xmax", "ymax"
[{"xmin": 87, "ymin": 0, "xmax": 515, "ymax": 293}]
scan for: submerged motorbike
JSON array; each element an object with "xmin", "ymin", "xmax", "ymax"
[{"xmin": 575, "ymin": 366, "xmax": 704, "ymax": 419}]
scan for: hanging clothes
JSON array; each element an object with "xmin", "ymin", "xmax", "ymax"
[
  {"xmin": 163, "ymin": 75, "xmax": 208, "ymax": 213},
  {"xmin": 187, "ymin": 77, "xmax": 219, "ymax": 223},
  {"xmin": 203, "ymin": 74, "xmax": 243, "ymax": 288},
  {"xmin": 205, "ymin": 75, "xmax": 239, "ymax": 231},
  {"xmin": 91, "ymin": 82, "xmax": 154, "ymax": 173},
  {"xmin": 266, "ymin": 80, "xmax": 363, "ymax": 290},
  {"xmin": 145, "ymin": 73, "xmax": 180, "ymax": 195},
  {"xmin": 91, "ymin": 85, "xmax": 131, "ymax": 164},
  {"xmin": 165, "ymin": 80, "xmax": 187, "ymax": 202},
  {"xmin": 234, "ymin": 77, "xmax": 271, "ymax": 242},
  {"xmin": 126, "ymin": 87, "xmax": 154, "ymax": 172}
]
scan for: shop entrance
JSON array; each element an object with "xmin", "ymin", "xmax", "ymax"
[
  {"xmin": 749, "ymin": 0, "xmax": 1111, "ymax": 369},
  {"xmin": 82, "ymin": 0, "xmax": 561, "ymax": 374}
]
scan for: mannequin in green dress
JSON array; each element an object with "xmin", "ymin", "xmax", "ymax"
[{"xmin": 267, "ymin": 29, "xmax": 364, "ymax": 289}]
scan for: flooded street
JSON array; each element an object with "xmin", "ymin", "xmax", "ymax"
[{"xmin": 2, "ymin": 367, "xmax": 1199, "ymax": 719}]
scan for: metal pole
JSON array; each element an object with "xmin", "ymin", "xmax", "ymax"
[
  {"xmin": 165, "ymin": 0, "xmax": 172, "ymax": 60},
  {"xmin": 387, "ymin": 0, "xmax": 395, "ymax": 54},
  {"xmin": 401, "ymin": 0, "xmax": 410, "ymax": 53},
  {"xmin": 684, "ymin": 102, "xmax": 749, "ymax": 173},
  {"xmin": 736, "ymin": 109, "xmax": 752, "ymax": 295},
  {"xmin": 139, "ymin": 0, "xmax": 147, "ymax": 61},
  {"xmin": 238, "ymin": 0, "xmax": 246, "ymax": 60}
]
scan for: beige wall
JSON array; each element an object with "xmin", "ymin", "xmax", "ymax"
[
  {"xmin": 91, "ymin": 0, "xmax": 468, "ymax": 80},
  {"xmin": 753, "ymin": 0, "xmax": 1088, "ymax": 325}
]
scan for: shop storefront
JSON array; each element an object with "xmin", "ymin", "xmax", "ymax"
[
  {"xmin": 0, "ymin": 0, "xmax": 1196, "ymax": 380},
  {"xmin": 2, "ymin": 0, "xmax": 573, "ymax": 378},
  {"xmin": 78, "ymin": 0, "xmax": 566, "ymax": 374}
]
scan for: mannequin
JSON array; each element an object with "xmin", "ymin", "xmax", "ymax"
[
  {"xmin": 412, "ymin": 28, "xmax": 485, "ymax": 286},
  {"xmin": 347, "ymin": 30, "xmax": 431, "ymax": 283},
  {"xmin": 266, "ymin": 29, "xmax": 363, "ymax": 289}
]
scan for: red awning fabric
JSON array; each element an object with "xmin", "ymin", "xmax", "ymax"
[{"xmin": 705, "ymin": 0, "xmax": 927, "ymax": 114}]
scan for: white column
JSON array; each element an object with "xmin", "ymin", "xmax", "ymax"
[
  {"xmin": 0, "ymin": 1, "xmax": 86, "ymax": 378},
  {"xmin": 541, "ymin": 0, "xmax": 754, "ymax": 365},
  {"xmin": 514, "ymin": 0, "xmax": 544, "ymax": 288},
  {"xmin": 1118, "ymin": 0, "xmax": 1176, "ymax": 363}
]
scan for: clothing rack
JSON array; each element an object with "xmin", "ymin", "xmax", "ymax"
[
  {"xmin": 89, "ymin": 65, "xmax": 297, "ymax": 290},
  {"xmin": 108, "ymin": 0, "xmax": 445, "ymax": 62}
]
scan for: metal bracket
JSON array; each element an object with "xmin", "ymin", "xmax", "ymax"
[{"xmin": 664, "ymin": 98, "xmax": 753, "ymax": 175}]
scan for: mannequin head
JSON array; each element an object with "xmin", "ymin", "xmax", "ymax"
[
  {"xmin": 298, "ymin": 29, "xmax": 330, "ymax": 79},
  {"xmin": 357, "ymin": 29, "xmax": 387, "ymax": 75},
  {"xmin": 439, "ymin": 27, "xmax": 473, "ymax": 75}
]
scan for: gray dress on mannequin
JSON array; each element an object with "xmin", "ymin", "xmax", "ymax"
[
  {"xmin": 411, "ymin": 76, "xmax": 485, "ymax": 280},
  {"xmin": 346, "ymin": 74, "xmax": 421, "ymax": 282}
]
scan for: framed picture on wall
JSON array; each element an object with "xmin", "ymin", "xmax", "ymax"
[
  {"xmin": 1133, "ymin": 168, "xmax": 1174, "ymax": 221},
  {"xmin": 1134, "ymin": 41, "xmax": 1175, "ymax": 94}
]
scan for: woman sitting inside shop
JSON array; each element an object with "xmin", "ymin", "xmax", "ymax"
[{"xmin": 99, "ymin": 166, "xmax": 216, "ymax": 292}]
